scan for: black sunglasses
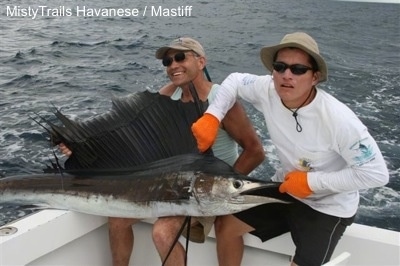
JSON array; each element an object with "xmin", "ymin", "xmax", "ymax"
[
  {"xmin": 162, "ymin": 52, "xmax": 188, "ymax": 67},
  {"xmin": 272, "ymin": 62, "xmax": 313, "ymax": 75}
]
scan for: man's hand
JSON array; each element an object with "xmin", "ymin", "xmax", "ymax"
[
  {"xmin": 279, "ymin": 171, "xmax": 313, "ymax": 198},
  {"xmin": 191, "ymin": 113, "xmax": 220, "ymax": 152},
  {"xmin": 59, "ymin": 143, "xmax": 72, "ymax": 157}
]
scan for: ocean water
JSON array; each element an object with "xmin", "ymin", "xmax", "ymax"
[{"xmin": 0, "ymin": 0, "xmax": 399, "ymax": 231}]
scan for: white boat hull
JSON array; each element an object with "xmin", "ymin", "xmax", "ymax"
[{"xmin": 0, "ymin": 210, "xmax": 399, "ymax": 265}]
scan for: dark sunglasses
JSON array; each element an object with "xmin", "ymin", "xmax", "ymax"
[
  {"xmin": 162, "ymin": 52, "xmax": 190, "ymax": 67},
  {"xmin": 272, "ymin": 62, "xmax": 313, "ymax": 75}
]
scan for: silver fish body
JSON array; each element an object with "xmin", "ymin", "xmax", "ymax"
[
  {"xmin": 0, "ymin": 154, "xmax": 288, "ymax": 218},
  {"xmin": 8, "ymin": 92, "xmax": 293, "ymax": 219}
]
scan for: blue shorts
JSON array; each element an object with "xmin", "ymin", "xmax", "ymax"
[{"xmin": 233, "ymin": 198, "xmax": 355, "ymax": 266}]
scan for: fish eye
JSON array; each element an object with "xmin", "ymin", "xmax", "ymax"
[{"xmin": 233, "ymin": 180, "xmax": 243, "ymax": 189}]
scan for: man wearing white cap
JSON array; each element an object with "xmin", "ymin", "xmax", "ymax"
[
  {"xmin": 191, "ymin": 32, "xmax": 389, "ymax": 265},
  {"xmin": 107, "ymin": 37, "xmax": 265, "ymax": 266}
]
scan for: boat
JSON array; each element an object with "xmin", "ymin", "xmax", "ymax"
[{"xmin": 0, "ymin": 209, "xmax": 398, "ymax": 265}]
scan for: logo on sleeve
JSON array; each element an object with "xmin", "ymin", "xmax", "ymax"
[{"xmin": 349, "ymin": 138, "xmax": 376, "ymax": 166}]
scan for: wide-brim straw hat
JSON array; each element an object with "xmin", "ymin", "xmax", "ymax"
[{"xmin": 260, "ymin": 32, "xmax": 328, "ymax": 83}]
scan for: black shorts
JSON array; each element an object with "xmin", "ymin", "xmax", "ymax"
[{"xmin": 234, "ymin": 199, "xmax": 355, "ymax": 266}]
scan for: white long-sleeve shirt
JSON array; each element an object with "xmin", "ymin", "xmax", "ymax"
[{"xmin": 207, "ymin": 73, "xmax": 389, "ymax": 217}]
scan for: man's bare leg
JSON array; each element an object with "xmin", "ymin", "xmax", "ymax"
[
  {"xmin": 152, "ymin": 216, "xmax": 187, "ymax": 266},
  {"xmin": 108, "ymin": 217, "xmax": 140, "ymax": 266},
  {"xmin": 215, "ymin": 215, "xmax": 254, "ymax": 266}
]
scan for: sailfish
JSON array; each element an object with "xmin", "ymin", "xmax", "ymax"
[{"xmin": 0, "ymin": 89, "xmax": 291, "ymax": 218}]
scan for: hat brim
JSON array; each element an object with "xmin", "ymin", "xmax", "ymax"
[
  {"xmin": 260, "ymin": 43, "xmax": 328, "ymax": 83},
  {"xmin": 155, "ymin": 46, "xmax": 192, "ymax": 59}
]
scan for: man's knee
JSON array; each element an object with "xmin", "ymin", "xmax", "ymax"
[
  {"xmin": 153, "ymin": 217, "xmax": 184, "ymax": 243},
  {"xmin": 108, "ymin": 217, "xmax": 139, "ymax": 231},
  {"xmin": 215, "ymin": 215, "xmax": 233, "ymax": 235}
]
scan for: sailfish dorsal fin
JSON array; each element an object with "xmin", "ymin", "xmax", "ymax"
[{"xmin": 43, "ymin": 90, "xmax": 209, "ymax": 170}]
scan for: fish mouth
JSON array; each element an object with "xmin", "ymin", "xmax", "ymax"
[{"xmin": 239, "ymin": 181, "xmax": 295, "ymax": 203}]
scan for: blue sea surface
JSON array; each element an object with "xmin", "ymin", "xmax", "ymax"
[{"xmin": 0, "ymin": 0, "xmax": 399, "ymax": 231}]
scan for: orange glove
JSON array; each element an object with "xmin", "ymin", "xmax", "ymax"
[
  {"xmin": 191, "ymin": 113, "xmax": 220, "ymax": 152},
  {"xmin": 279, "ymin": 171, "xmax": 313, "ymax": 198}
]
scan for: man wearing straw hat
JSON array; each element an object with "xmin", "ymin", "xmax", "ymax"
[{"xmin": 192, "ymin": 32, "xmax": 389, "ymax": 265}]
